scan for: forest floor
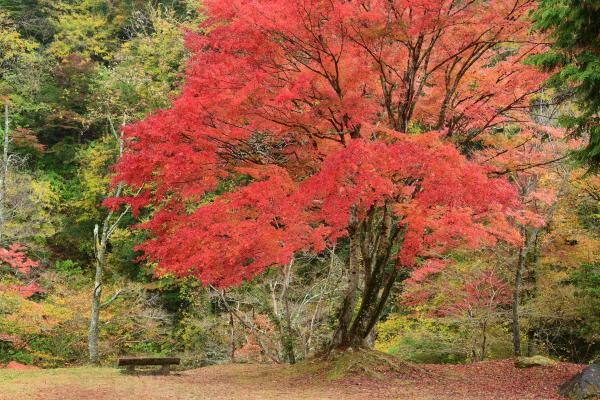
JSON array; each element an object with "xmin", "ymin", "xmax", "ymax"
[{"xmin": 0, "ymin": 355, "xmax": 584, "ymax": 400}]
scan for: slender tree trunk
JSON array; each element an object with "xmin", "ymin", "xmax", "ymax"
[
  {"xmin": 229, "ymin": 311, "xmax": 236, "ymax": 362},
  {"xmin": 512, "ymin": 237, "xmax": 528, "ymax": 357},
  {"xmin": 0, "ymin": 102, "xmax": 9, "ymax": 243},
  {"xmin": 306, "ymin": 246, "xmax": 336, "ymax": 354},
  {"xmin": 268, "ymin": 261, "xmax": 296, "ymax": 363},
  {"xmin": 513, "ymin": 224, "xmax": 546, "ymax": 356},
  {"xmin": 88, "ymin": 116, "xmax": 130, "ymax": 364},
  {"xmin": 88, "ymin": 223, "xmax": 107, "ymax": 364},
  {"xmin": 526, "ymin": 329, "xmax": 535, "ymax": 357},
  {"xmin": 480, "ymin": 320, "xmax": 487, "ymax": 361},
  {"xmin": 512, "ymin": 173, "xmax": 569, "ymax": 357},
  {"xmin": 89, "ymin": 213, "xmax": 121, "ymax": 363},
  {"xmin": 281, "ymin": 261, "xmax": 296, "ymax": 363},
  {"xmin": 269, "ymin": 280, "xmax": 285, "ymax": 357}
]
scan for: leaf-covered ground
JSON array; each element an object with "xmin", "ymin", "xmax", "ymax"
[{"xmin": 0, "ymin": 359, "xmax": 584, "ymax": 400}]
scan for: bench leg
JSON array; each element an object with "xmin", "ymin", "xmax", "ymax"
[
  {"xmin": 126, "ymin": 365, "xmax": 135, "ymax": 374},
  {"xmin": 160, "ymin": 364, "xmax": 170, "ymax": 375}
]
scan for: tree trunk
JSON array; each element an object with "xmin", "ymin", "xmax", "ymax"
[
  {"xmin": 330, "ymin": 204, "xmax": 402, "ymax": 350},
  {"xmin": 281, "ymin": 261, "xmax": 296, "ymax": 363},
  {"xmin": 512, "ymin": 173, "xmax": 569, "ymax": 357},
  {"xmin": 88, "ymin": 116, "xmax": 129, "ymax": 364},
  {"xmin": 480, "ymin": 320, "xmax": 488, "ymax": 361},
  {"xmin": 306, "ymin": 246, "xmax": 336, "ymax": 354},
  {"xmin": 330, "ymin": 231, "xmax": 361, "ymax": 349},
  {"xmin": 512, "ymin": 229, "xmax": 541, "ymax": 356},
  {"xmin": 512, "ymin": 238, "xmax": 527, "ymax": 357},
  {"xmin": 526, "ymin": 329, "xmax": 535, "ymax": 357},
  {"xmin": 331, "ymin": 265, "xmax": 396, "ymax": 350},
  {"xmin": 89, "ymin": 223, "xmax": 108, "ymax": 364},
  {"xmin": 229, "ymin": 311, "xmax": 236, "ymax": 362},
  {"xmin": 0, "ymin": 102, "xmax": 9, "ymax": 243},
  {"xmin": 269, "ymin": 280, "xmax": 285, "ymax": 357},
  {"xmin": 88, "ymin": 273, "xmax": 101, "ymax": 363}
]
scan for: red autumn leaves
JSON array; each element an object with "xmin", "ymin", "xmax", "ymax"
[{"xmin": 109, "ymin": 0, "xmax": 550, "ymax": 287}]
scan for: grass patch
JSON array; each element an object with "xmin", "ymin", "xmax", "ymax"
[
  {"xmin": 0, "ymin": 366, "xmax": 117, "ymax": 381},
  {"xmin": 0, "ymin": 367, "xmax": 122, "ymax": 398}
]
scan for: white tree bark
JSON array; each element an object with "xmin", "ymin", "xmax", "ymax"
[
  {"xmin": 0, "ymin": 102, "xmax": 10, "ymax": 243},
  {"xmin": 88, "ymin": 115, "xmax": 133, "ymax": 364}
]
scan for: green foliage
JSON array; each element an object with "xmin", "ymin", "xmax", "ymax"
[
  {"xmin": 0, "ymin": 289, "xmax": 74, "ymax": 367},
  {"xmin": 577, "ymin": 196, "xmax": 600, "ymax": 234},
  {"xmin": 571, "ymin": 262, "xmax": 600, "ymax": 340},
  {"xmin": 0, "ymin": 11, "xmax": 38, "ymax": 76},
  {"xmin": 376, "ymin": 314, "xmax": 469, "ymax": 364},
  {"xmin": 0, "ymin": 0, "xmax": 205, "ymax": 367},
  {"xmin": 162, "ymin": 279, "xmax": 231, "ymax": 366},
  {"xmin": 89, "ymin": 6, "xmax": 195, "ymax": 119},
  {"xmin": 532, "ymin": 0, "xmax": 600, "ymax": 167},
  {"xmin": 47, "ymin": 2, "xmax": 117, "ymax": 62},
  {"xmin": 54, "ymin": 259, "xmax": 83, "ymax": 277}
]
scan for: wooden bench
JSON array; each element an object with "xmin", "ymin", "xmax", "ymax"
[{"xmin": 117, "ymin": 357, "xmax": 180, "ymax": 375}]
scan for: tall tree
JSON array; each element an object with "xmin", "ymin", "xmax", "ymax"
[
  {"xmin": 480, "ymin": 124, "xmax": 573, "ymax": 356},
  {"xmin": 112, "ymin": 0, "xmax": 549, "ymax": 350},
  {"xmin": 88, "ymin": 116, "xmax": 131, "ymax": 364},
  {"xmin": 532, "ymin": 0, "xmax": 600, "ymax": 168},
  {"xmin": 0, "ymin": 102, "xmax": 9, "ymax": 242}
]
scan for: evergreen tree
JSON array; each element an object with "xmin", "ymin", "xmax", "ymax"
[{"xmin": 532, "ymin": 0, "xmax": 600, "ymax": 168}]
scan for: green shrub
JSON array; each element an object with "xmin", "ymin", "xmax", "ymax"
[{"xmin": 376, "ymin": 315, "xmax": 469, "ymax": 364}]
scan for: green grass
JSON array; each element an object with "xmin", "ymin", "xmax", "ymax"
[{"xmin": 0, "ymin": 367, "xmax": 121, "ymax": 396}]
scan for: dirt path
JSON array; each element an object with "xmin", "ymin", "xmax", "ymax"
[{"xmin": 0, "ymin": 360, "xmax": 584, "ymax": 400}]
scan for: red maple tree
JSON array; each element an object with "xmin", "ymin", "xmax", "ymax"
[
  {"xmin": 406, "ymin": 266, "xmax": 512, "ymax": 361},
  {"xmin": 112, "ymin": 0, "xmax": 549, "ymax": 349}
]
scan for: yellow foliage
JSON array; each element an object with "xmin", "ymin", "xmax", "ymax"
[
  {"xmin": 46, "ymin": 4, "xmax": 117, "ymax": 61},
  {"xmin": 0, "ymin": 289, "xmax": 71, "ymax": 337},
  {"xmin": 3, "ymin": 171, "xmax": 59, "ymax": 245},
  {"xmin": 0, "ymin": 13, "xmax": 38, "ymax": 64}
]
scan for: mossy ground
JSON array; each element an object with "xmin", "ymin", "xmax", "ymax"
[{"xmin": 291, "ymin": 348, "xmax": 426, "ymax": 381}]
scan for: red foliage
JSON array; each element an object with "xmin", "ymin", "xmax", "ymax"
[
  {"xmin": 112, "ymin": 0, "xmax": 548, "ymax": 286},
  {"xmin": 0, "ymin": 244, "xmax": 43, "ymax": 298},
  {"xmin": 11, "ymin": 128, "xmax": 45, "ymax": 151},
  {"xmin": 8, "ymin": 282, "xmax": 45, "ymax": 298},
  {"xmin": 419, "ymin": 360, "xmax": 583, "ymax": 400},
  {"xmin": 234, "ymin": 314, "xmax": 276, "ymax": 363},
  {"xmin": 4, "ymin": 361, "xmax": 39, "ymax": 370},
  {"xmin": 0, "ymin": 244, "xmax": 38, "ymax": 275},
  {"xmin": 455, "ymin": 270, "xmax": 511, "ymax": 312},
  {"xmin": 133, "ymin": 135, "xmax": 519, "ymax": 286},
  {"xmin": 435, "ymin": 269, "xmax": 511, "ymax": 317}
]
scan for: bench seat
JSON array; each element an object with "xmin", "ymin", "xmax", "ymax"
[{"xmin": 118, "ymin": 357, "xmax": 180, "ymax": 374}]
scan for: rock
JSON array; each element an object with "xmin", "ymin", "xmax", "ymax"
[
  {"xmin": 514, "ymin": 355, "xmax": 556, "ymax": 368},
  {"xmin": 559, "ymin": 363, "xmax": 600, "ymax": 400}
]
